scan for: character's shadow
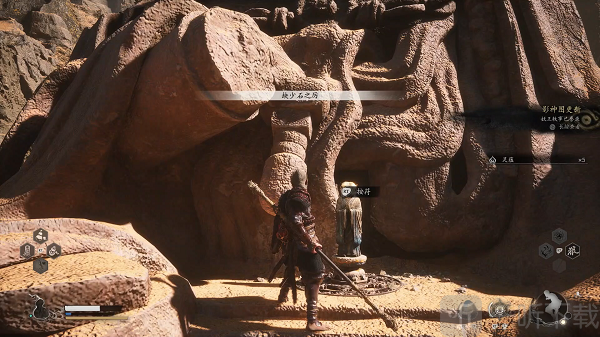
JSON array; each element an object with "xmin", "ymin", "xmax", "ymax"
[
  {"xmin": 192, "ymin": 296, "xmax": 311, "ymax": 335},
  {"xmin": 151, "ymin": 274, "xmax": 198, "ymax": 336},
  {"xmin": 221, "ymin": 281, "xmax": 281, "ymax": 288}
]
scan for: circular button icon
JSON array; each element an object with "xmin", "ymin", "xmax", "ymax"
[
  {"xmin": 488, "ymin": 298, "xmax": 510, "ymax": 318},
  {"xmin": 530, "ymin": 290, "xmax": 570, "ymax": 326}
]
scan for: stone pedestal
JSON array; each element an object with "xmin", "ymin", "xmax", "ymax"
[{"xmin": 331, "ymin": 254, "xmax": 368, "ymax": 283}]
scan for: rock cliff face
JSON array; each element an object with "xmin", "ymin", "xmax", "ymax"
[
  {"xmin": 0, "ymin": 0, "xmax": 599, "ymax": 316},
  {"xmin": 574, "ymin": 0, "xmax": 600, "ymax": 65},
  {"xmin": 0, "ymin": 0, "xmax": 48, "ymax": 22},
  {"xmin": 0, "ymin": 0, "xmax": 136, "ymax": 139},
  {"xmin": 29, "ymin": 11, "xmax": 74, "ymax": 49},
  {"xmin": 0, "ymin": 1, "xmax": 599, "ymax": 336},
  {"xmin": 0, "ymin": 22, "xmax": 55, "ymax": 139}
]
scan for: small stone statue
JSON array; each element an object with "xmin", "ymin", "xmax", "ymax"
[
  {"xmin": 336, "ymin": 182, "xmax": 363, "ymax": 257},
  {"xmin": 333, "ymin": 181, "xmax": 367, "ymax": 281}
]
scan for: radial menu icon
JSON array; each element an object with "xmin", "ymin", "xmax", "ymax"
[
  {"xmin": 33, "ymin": 258, "xmax": 48, "ymax": 274},
  {"xmin": 33, "ymin": 228, "xmax": 48, "ymax": 244},
  {"xmin": 47, "ymin": 243, "xmax": 61, "ymax": 259},
  {"xmin": 551, "ymin": 228, "xmax": 567, "ymax": 245},
  {"xmin": 20, "ymin": 243, "xmax": 35, "ymax": 258},
  {"xmin": 552, "ymin": 259, "xmax": 566, "ymax": 273},
  {"xmin": 538, "ymin": 243, "xmax": 554, "ymax": 259},
  {"xmin": 565, "ymin": 243, "xmax": 580, "ymax": 259},
  {"xmin": 541, "ymin": 228, "xmax": 581, "ymax": 273}
]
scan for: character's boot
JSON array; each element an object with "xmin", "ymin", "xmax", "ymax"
[
  {"xmin": 305, "ymin": 276, "xmax": 330, "ymax": 331},
  {"xmin": 278, "ymin": 284, "xmax": 290, "ymax": 304}
]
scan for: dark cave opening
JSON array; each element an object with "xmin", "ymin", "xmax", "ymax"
[
  {"xmin": 334, "ymin": 169, "xmax": 404, "ymax": 258},
  {"xmin": 449, "ymin": 146, "xmax": 468, "ymax": 195},
  {"xmin": 334, "ymin": 168, "xmax": 467, "ymax": 261}
]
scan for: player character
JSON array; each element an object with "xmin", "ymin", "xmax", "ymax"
[{"xmin": 271, "ymin": 170, "xmax": 329, "ymax": 331}]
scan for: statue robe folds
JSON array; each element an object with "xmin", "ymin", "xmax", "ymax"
[{"xmin": 336, "ymin": 195, "xmax": 362, "ymax": 257}]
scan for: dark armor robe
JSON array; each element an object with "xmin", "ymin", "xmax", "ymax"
[{"xmin": 272, "ymin": 187, "xmax": 325, "ymax": 303}]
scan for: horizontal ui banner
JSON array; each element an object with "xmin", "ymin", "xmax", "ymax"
[
  {"xmin": 340, "ymin": 186, "xmax": 380, "ymax": 198},
  {"xmin": 202, "ymin": 91, "xmax": 405, "ymax": 101},
  {"xmin": 487, "ymin": 155, "xmax": 586, "ymax": 165}
]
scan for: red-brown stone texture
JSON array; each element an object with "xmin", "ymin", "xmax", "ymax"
[
  {"xmin": 0, "ymin": 218, "xmax": 193, "ymax": 336},
  {"xmin": 0, "ymin": 0, "xmax": 598, "ymax": 309}
]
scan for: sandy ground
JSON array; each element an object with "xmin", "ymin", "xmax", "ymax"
[
  {"xmin": 191, "ymin": 316, "xmax": 454, "ymax": 337},
  {"xmin": 191, "ymin": 278, "xmax": 532, "ymax": 319},
  {"xmin": 3, "ymin": 251, "xmax": 595, "ymax": 336},
  {"xmin": 188, "ymin": 256, "xmax": 599, "ymax": 337},
  {"xmin": 190, "ymin": 277, "xmax": 530, "ymax": 336}
]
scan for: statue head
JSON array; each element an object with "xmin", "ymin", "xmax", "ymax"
[
  {"xmin": 295, "ymin": 22, "xmax": 344, "ymax": 76},
  {"xmin": 340, "ymin": 181, "xmax": 357, "ymax": 193}
]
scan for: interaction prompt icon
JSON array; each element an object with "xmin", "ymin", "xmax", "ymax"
[
  {"xmin": 341, "ymin": 187, "xmax": 353, "ymax": 197},
  {"xmin": 33, "ymin": 228, "xmax": 48, "ymax": 244},
  {"xmin": 552, "ymin": 228, "xmax": 567, "ymax": 245},
  {"xmin": 20, "ymin": 243, "xmax": 35, "ymax": 258},
  {"xmin": 33, "ymin": 258, "xmax": 48, "ymax": 274},
  {"xmin": 538, "ymin": 243, "xmax": 554, "ymax": 259}
]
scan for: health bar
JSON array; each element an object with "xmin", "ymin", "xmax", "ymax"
[{"xmin": 64, "ymin": 305, "xmax": 122, "ymax": 312}]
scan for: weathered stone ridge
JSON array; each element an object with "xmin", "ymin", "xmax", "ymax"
[{"xmin": 0, "ymin": 1, "xmax": 599, "ymax": 335}]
